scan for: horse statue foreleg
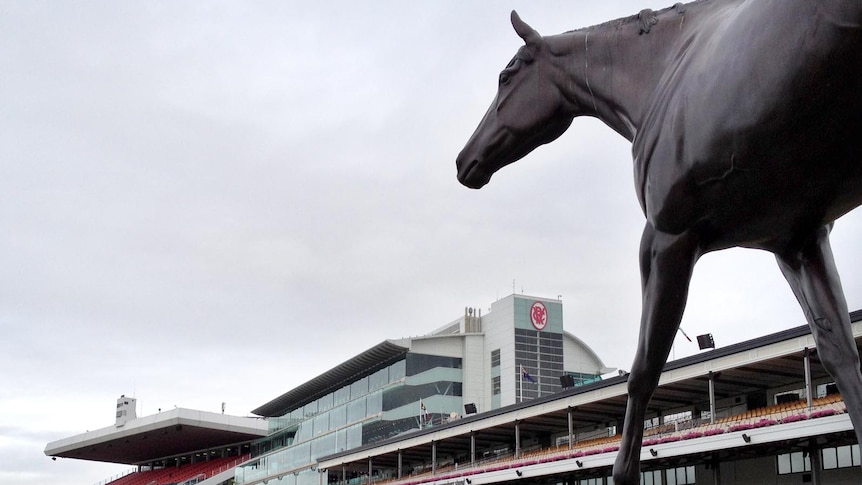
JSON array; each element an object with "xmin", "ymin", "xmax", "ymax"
[
  {"xmin": 613, "ymin": 224, "xmax": 702, "ymax": 485},
  {"xmin": 775, "ymin": 224, "xmax": 862, "ymax": 463}
]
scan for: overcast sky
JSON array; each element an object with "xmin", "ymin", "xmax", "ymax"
[{"xmin": 3, "ymin": 2, "xmax": 861, "ymax": 484}]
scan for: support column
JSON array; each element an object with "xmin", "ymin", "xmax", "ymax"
[
  {"xmin": 368, "ymin": 458, "xmax": 373, "ymax": 484},
  {"xmin": 515, "ymin": 421, "xmax": 521, "ymax": 459},
  {"xmin": 804, "ymin": 348, "xmax": 814, "ymax": 410},
  {"xmin": 809, "ymin": 442, "xmax": 822, "ymax": 485},
  {"xmin": 567, "ymin": 407, "xmax": 574, "ymax": 450},
  {"xmin": 711, "ymin": 455, "xmax": 721, "ymax": 485},
  {"xmin": 342, "ymin": 464, "xmax": 346, "ymax": 484},
  {"xmin": 709, "ymin": 371, "xmax": 717, "ymax": 424},
  {"xmin": 470, "ymin": 432, "xmax": 476, "ymax": 466},
  {"xmin": 398, "ymin": 450, "xmax": 403, "ymax": 479},
  {"xmin": 432, "ymin": 441, "xmax": 437, "ymax": 475}
]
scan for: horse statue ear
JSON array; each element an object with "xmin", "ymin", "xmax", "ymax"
[{"xmin": 511, "ymin": 11, "xmax": 541, "ymax": 46}]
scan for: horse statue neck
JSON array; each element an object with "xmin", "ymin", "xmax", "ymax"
[{"xmin": 545, "ymin": 2, "xmax": 726, "ymax": 142}]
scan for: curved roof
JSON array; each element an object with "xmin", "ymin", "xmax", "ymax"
[
  {"xmin": 563, "ymin": 330, "xmax": 608, "ymax": 371},
  {"xmin": 252, "ymin": 340, "xmax": 409, "ymax": 417}
]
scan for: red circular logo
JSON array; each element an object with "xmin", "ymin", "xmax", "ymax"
[{"xmin": 530, "ymin": 301, "xmax": 548, "ymax": 331}]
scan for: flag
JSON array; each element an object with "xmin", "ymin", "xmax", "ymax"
[{"xmin": 521, "ymin": 366, "xmax": 536, "ymax": 384}]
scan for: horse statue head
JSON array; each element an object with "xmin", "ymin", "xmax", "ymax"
[{"xmin": 456, "ymin": 12, "xmax": 579, "ymax": 189}]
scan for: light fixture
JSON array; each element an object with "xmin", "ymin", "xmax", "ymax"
[
  {"xmin": 697, "ymin": 333, "xmax": 716, "ymax": 350},
  {"xmin": 742, "ymin": 433, "xmax": 751, "ymax": 443},
  {"xmin": 649, "ymin": 449, "xmax": 658, "ymax": 457},
  {"xmin": 516, "ymin": 469, "xmax": 523, "ymax": 477},
  {"xmin": 576, "ymin": 460, "xmax": 583, "ymax": 468},
  {"xmin": 466, "ymin": 480, "xmax": 472, "ymax": 484}
]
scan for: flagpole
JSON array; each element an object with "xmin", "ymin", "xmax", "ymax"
[{"xmin": 519, "ymin": 365, "xmax": 523, "ymax": 403}]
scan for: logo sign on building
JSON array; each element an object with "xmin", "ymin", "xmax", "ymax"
[{"xmin": 530, "ymin": 301, "xmax": 548, "ymax": 331}]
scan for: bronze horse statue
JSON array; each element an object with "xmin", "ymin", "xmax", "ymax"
[{"xmin": 456, "ymin": 1, "xmax": 862, "ymax": 483}]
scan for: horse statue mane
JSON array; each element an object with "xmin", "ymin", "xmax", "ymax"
[{"xmin": 567, "ymin": 2, "xmax": 693, "ymax": 35}]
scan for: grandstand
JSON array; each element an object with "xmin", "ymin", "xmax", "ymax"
[
  {"xmin": 316, "ymin": 310, "xmax": 862, "ymax": 485},
  {"xmin": 45, "ymin": 298, "xmax": 862, "ymax": 485},
  {"xmin": 44, "ymin": 406, "xmax": 268, "ymax": 485}
]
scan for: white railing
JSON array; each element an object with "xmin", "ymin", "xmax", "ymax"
[{"xmin": 91, "ymin": 467, "xmax": 138, "ymax": 485}]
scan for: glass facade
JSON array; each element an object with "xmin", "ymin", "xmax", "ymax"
[
  {"xmin": 237, "ymin": 353, "xmax": 462, "ymax": 484},
  {"xmin": 515, "ymin": 328, "xmax": 564, "ymax": 401}
]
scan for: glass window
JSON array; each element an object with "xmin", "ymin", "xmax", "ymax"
[
  {"xmin": 334, "ymin": 428, "xmax": 347, "ymax": 453},
  {"xmin": 318, "ymin": 392, "xmax": 334, "ymax": 412},
  {"xmin": 390, "ymin": 359, "xmax": 406, "ymax": 381},
  {"xmin": 351, "ymin": 377, "xmax": 368, "ymax": 398},
  {"xmin": 823, "ymin": 447, "xmax": 838, "ymax": 470},
  {"xmin": 346, "ymin": 423, "xmax": 363, "ymax": 449},
  {"xmin": 310, "ymin": 432, "xmax": 336, "ymax": 461},
  {"xmin": 367, "ymin": 390, "xmax": 383, "ymax": 414},
  {"xmin": 294, "ymin": 421, "xmax": 312, "ymax": 443},
  {"xmin": 822, "ymin": 445, "xmax": 861, "ymax": 470},
  {"xmin": 491, "ymin": 349, "xmax": 500, "ymax": 367},
  {"xmin": 838, "ymin": 445, "xmax": 854, "ymax": 468},
  {"xmin": 382, "ymin": 381, "xmax": 463, "ymax": 411},
  {"xmin": 329, "ymin": 403, "xmax": 347, "ymax": 429},
  {"xmin": 347, "ymin": 398, "xmax": 366, "ymax": 423},
  {"xmin": 777, "ymin": 451, "xmax": 810, "ymax": 474},
  {"xmin": 298, "ymin": 469, "xmax": 316, "ymax": 485},
  {"xmin": 291, "ymin": 441, "xmax": 310, "ymax": 467},
  {"xmin": 665, "ymin": 466, "xmax": 694, "ymax": 485},
  {"xmin": 312, "ymin": 412, "xmax": 329, "ymax": 436},
  {"xmin": 641, "ymin": 469, "xmax": 661, "ymax": 485},
  {"xmin": 334, "ymin": 386, "xmax": 350, "ymax": 406},
  {"xmin": 791, "ymin": 452, "xmax": 805, "ymax": 472},
  {"xmin": 406, "ymin": 353, "xmax": 462, "ymax": 375},
  {"xmin": 303, "ymin": 400, "xmax": 318, "ymax": 418},
  {"xmin": 369, "ymin": 367, "xmax": 389, "ymax": 391}
]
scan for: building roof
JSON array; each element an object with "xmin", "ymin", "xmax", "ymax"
[
  {"xmin": 44, "ymin": 408, "xmax": 269, "ymax": 465},
  {"xmin": 251, "ymin": 340, "xmax": 410, "ymax": 417}
]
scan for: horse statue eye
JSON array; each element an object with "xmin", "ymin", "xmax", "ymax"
[{"xmin": 499, "ymin": 72, "xmax": 510, "ymax": 86}]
